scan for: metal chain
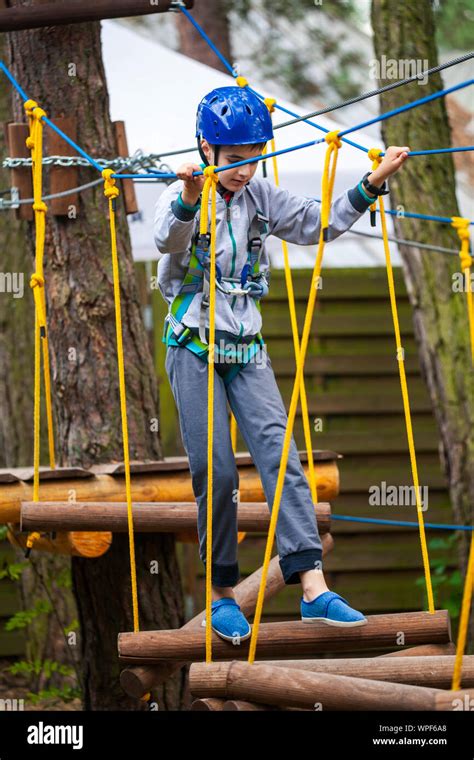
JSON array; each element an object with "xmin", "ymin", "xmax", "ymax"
[{"xmin": 2, "ymin": 149, "xmax": 177, "ymax": 172}]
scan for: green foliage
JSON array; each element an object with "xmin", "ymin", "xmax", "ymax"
[
  {"xmin": 0, "ymin": 524, "xmax": 8, "ymax": 541},
  {"xmin": 8, "ymin": 658, "xmax": 74, "ymax": 678},
  {"xmin": 414, "ymin": 532, "xmax": 464, "ymax": 620},
  {"xmin": 0, "ymin": 559, "xmax": 28, "ymax": 581},
  {"xmin": 26, "ymin": 685, "xmax": 81, "ymax": 706},
  {"xmin": 433, "ymin": 0, "xmax": 474, "ymax": 51},
  {"xmin": 5, "ymin": 599, "xmax": 53, "ymax": 631},
  {"xmin": 229, "ymin": 0, "xmax": 365, "ymax": 101}
]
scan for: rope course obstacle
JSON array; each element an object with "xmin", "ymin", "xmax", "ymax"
[{"xmin": 1, "ymin": 1, "xmax": 473, "ymax": 710}]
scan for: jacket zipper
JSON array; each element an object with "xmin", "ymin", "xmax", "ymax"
[{"xmin": 225, "ymin": 196, "xmax": 239, "ymax": 312}]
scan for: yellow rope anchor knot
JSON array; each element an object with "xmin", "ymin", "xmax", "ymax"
[
  {"xmin": 264, "ymin": 97, "xmax": 276, "ymax": 113},
  {"xmin": 324, "ymin": 130, "xmax": 342, "ymax": 148},
  {"xmin": 451, "ymin": 217, "xmax": 472, "ymax": 270},
  {"xmin": 236, "ymin": 76, "xmax": 248, "ymax": 88},
  {"xmin": 33, "ymin": 200, "xmax": 47, "ymax": 214},
  {"xmin": 102, "ymin": 168, "xmax": 119, "ymax": 200},
  {"xmin": 203, "ymin": 165, "xmax": 219, "ymax": 183}
]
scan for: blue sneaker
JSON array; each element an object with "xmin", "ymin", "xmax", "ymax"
[
  {"xmin": 301, "ymin": 591, "xmax": 368, "ymax": 627},
  {"xmin": 201, "ymin": 598, "xmax": 252, "ymax": 643}
]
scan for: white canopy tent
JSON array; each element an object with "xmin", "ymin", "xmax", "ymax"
[{"xmin": 101, "ymin": 20, "xmax": 402, "ymax": 267}]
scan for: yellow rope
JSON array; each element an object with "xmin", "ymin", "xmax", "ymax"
[
  {"xmin": 247, "ymin": 131, "xmax": 342, "ymax": 663},
  {"xmin": 263, "ymin": 97, "xmax": 318, "ymax": 505},
  {"xmin": 199, "ymin": 165, "xmax": 219, "ymax": 663},
  {"xmin": 23, "ymin": 98, "xmax": 55, "ymax": 552},
  {"xmin": 452, "ymin": 534, "xmax": 474, "ymax": 690},
  {"xmin": 368, "ymin": 148, "xmax": 435, "ymax": 615},
  {"xmin": 451, "ymin": 216, "xmax": 474, "ymax": 364},
  {"xmin": 450, "ymin": 215, "xmax": 474, "ymax": 690},
  {"xmin": 102, "ymin": 168, "xmax": 139, "ymax": 633}
]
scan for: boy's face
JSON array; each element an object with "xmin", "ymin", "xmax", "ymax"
[{"xmin": 201, "ymin": 139, "xmax": 264, "ymax": 191}]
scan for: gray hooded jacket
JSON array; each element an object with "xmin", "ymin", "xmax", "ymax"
[{"xmin": 153, "ymin": 174, "xmax": 372, "ymax": 339}]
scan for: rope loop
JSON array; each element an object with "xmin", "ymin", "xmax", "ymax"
[
  {"xmin": 102, "ymin": 168, "xmax": 119, "ymax": 199},
  {"xmin": 23, "ymin": 98, "xmax": 38, "ymax": 116},
  {"xmin": 203, "ymin": 165, "xmax": 219, "ymax": 183},
  {"xmin": 236, "ymin": 76, "xmax": 248, "ymax": 88},
  {"xmin": 368, "ymin": 147, "xmax": 383, "ymax": 166},
  {"xmin": 264, "ymin": 97, "xmax": 276, "ymax": 113},
  {"xmin": 29, "ymin": 272, "xmax": 45, "ymax": 290},
  {"xmin": 324, "ymin": 130, "xmax": 342, "ymax": 148},
  {"xmin": 33, "ymin": 200, "xmax": 47, "ymax": 214},
  {"xmin": 451, "ymin": 216, "xmax": 472, "ymax": 270}
]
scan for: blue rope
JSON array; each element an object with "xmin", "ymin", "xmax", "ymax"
[
  {"xmin": 404, "ymin": 146, "xmax": 474, "ymax": 157},
  {"xmin": 179, "ymin": 6, "xmax": 236, "ymax": 77},
  {"xmin": 332, "ymin": 514, "xmax": 474, "ymax": 531},
  {"xmin": 339, "ymin": 79, "xmax": 474, "ymax": 137},
  {"xmin": 0, "ymin": 60, "xmax": 103, "ymax": 173}
]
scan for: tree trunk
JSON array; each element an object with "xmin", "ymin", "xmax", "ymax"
[
  {"xmin": 175, "ymin": 0, "xmax": 233, "ymax": 73},
  {"xmin": 371, "ymin": 0, "xmax": 474, "ymax": 647},
  {"xmin": 7, "ymin": 2, "xmax": 187, "ymax": 709},
  {"xmin": 0, "ymin": 34, "xmax": 79, "ymax": 701}
]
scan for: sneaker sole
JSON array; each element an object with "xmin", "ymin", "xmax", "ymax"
[
  {"xmin": 301, "ymin": 616, "xmax": 368, "ymax": 627},
  {"xmin": 201, "ymin": 618, "xmax": 252, "ymax": 642}
]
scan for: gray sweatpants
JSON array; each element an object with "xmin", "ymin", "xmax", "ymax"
[{"xmin": 164, "ymin": 342, "xmax": 323, "ymax": 587}]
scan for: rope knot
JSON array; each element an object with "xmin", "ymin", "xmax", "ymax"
[
  {"xmin": 102, "ymin": 168, "xmax": 119, "ymax": 199},
  {"xmin": 203, "ymin": 165, "xmax": 219, "ymax": 183},
  {"xmin": 23, "ymin": 99, "xmax": 38, "ymax": 116},
  {"xmin": 25, "ymin": 135, "xmax": 35, "ymax": 150},
  {"xmin": 264, "ymin": 97, "xmax": 276, "ymax": 113},
  {"xmin": 33, "ymin": 200, "xmax": 47, "ymax": 214},
  {"xmin": 30, "ymin": 272, "xmax": 44, "ymax": 290},
  {"xmin": 451, "ymin": 216, "xmax": 470, "ymax": 239},
  {"xmin": 452, "ymin": 217, "xmax": 472, "ymax": 270},
  {"xmin": 325, "ymin": 130, "xmax": 342, "ymax": 148},
  {"xmin": 368, "ymin": 148, "xmax": 382, "ymax": 164},
  {"xmin": 236, "ymin": 76, "xmax": 248, "ymax": 88}
]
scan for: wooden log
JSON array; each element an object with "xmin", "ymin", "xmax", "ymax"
[
  {"xmin": 113, "ymin": 121, "xmax": 138, "ymax": 215},
  {"xmin": 190, "ymin": 698, "xmax": 226, "ymax": 711},
  {"xmin": 223, "ymin": 700, "xmax": 308, "ymax": 711},
  {"xmin": 379, "ymin": 643, "xmax": 456, "ymax": 657},
  {"xmin": 20, "ymin": 500, "xmax": 331, "ymax": 535},
  {"xmin": 0, "ymin": 0, "xmax": 195, "ymax": 31},
  {"xmin": 119, "ymin": 533, "xmax": 335, "ymax": 699},
  {"xmin": 118, "ymin": 609, "xmax": 451, "ymax": 665},
  {"xmin": 6, "ymin": 526, "xmax": 111, "ymax": 557},
  {"xmin": 45, "ymin": 116, "xmax": 78, "ymax": 215},
  {"xmin": 435, "ymin": 689, "xmax": 474, "ymax": 711},
  {"xmin": 5, "ymin": 123, "xmax": 33, "ymax": 221},
  {"xmin": 0, "ymin": 455, "xmax": 338, "ymax": 522},
  {"xmin": 251, "ymin": 655, "xmax": 474, "ymax": 689},
  {"xmin": 188, "ymin": 661, "xmax": 439, "ymax": 711}
]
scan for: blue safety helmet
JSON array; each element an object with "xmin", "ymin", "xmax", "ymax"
[{"xmin": 196, "ymin": 86, "xmax": 274, "ymax": 146}]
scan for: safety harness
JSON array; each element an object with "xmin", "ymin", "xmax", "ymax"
[{"xmin": 162, "ymin": 185, "xmax": 270, "ymax": 386}]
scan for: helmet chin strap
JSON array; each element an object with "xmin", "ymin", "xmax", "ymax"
[{"xmin": 197, "ymin": 137, "xmax": 220, "ymax": 171}]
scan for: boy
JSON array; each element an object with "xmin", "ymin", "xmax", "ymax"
[{"xmin": 154, "ymin": 86, "xmax": 409, "ymax": 641}]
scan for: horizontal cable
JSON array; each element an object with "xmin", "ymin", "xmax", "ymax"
[{"xmin": 332, "ymin": 514, "xmax": 474, "ymax": 531}]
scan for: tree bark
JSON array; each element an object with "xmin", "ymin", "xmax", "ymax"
[
  {"xmin": 371, "ymin": 0, "xmax": 474, "ymax": 646},
  {"xmin": 175, "ymin": 0, "xmax": 233, "ymax": 73},
  {"xmin": 7, "ymin": 2, "xmax": 187, "ymax": 709}
]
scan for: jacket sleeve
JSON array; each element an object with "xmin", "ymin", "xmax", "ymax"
[
  {"xmin": 153, "ymin": 180, "xmax": 200, "ymax": 254},
  {"xmin": 265, "ymin": 179, "xmax": 373, "ymax": 245}
]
